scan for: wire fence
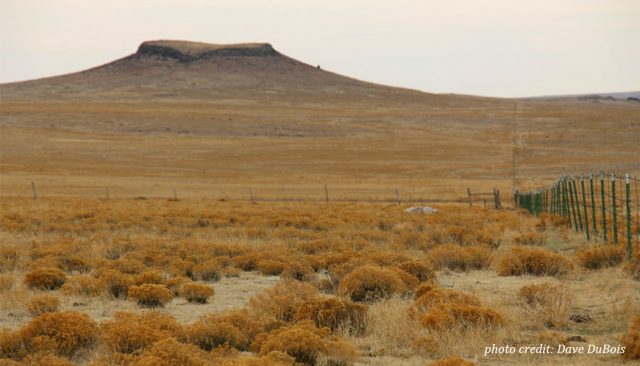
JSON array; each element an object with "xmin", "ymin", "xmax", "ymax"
[{"xmin": 516, "ymin": 171, "xmax": 639, "ymax": 259}]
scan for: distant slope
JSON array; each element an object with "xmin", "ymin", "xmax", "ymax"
[{"xmin": 0, "ymin": 40, "xmax": 453, "ymax": 104}]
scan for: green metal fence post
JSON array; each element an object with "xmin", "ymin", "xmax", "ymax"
[
  {"xmin": 612, "ymin": 172, "xmax": 618, "ymax": 243},
  {"xmin": 572, "ymin": 176, "xmax": 583, "ymax": 232},
  {"xmin": 568, "ymin": 177, "xmax": 579, "ymax": 232},
  {"xmin": 600, "ymin": 172, "xmax": 607, "ymax": 242},
  {"xmin": 581, "ymin": 175, "xmax": 590, "ymax": 240},
  {"xmin": 626, "ymin": 173, "xmax": 632, "ymax": 259},
  {"xmin": 589, "ymin": 172, "xmax": 597, "ymax": 238}
]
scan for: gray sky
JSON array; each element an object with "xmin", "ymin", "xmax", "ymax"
[{"xmin": 1, "ymin": 0, "xmax": 638, "ymax": 97}]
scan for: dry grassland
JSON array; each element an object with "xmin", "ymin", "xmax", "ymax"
[{"xmin": 0, "ymin": 198, "xmax": 638, "ymax": 365}]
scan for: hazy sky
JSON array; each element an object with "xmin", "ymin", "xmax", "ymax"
[{"xmin": 1, "ymin": 0, "xmax": 638, "ymax": 97}]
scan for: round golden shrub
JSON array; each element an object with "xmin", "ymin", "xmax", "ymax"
[
  {"xmin": 294, "ymin": 297, "xmax": 367, "ymax": 335},
  {"xmin": 101, "ymin": 311, "xmax": 184, "ymax": 354},
  {"xmin": 128, "ymin": 338, "xmax": 210, "ymax": 366},
  {"xmin": 60, "ymin": 274, "xmax": 103, "ymax": 297},
  {"xmin": 192, "ymin": 259, "xmax": 222, "ymax": 282},
  {"xmin": 576, "ymin": 245, "xmax": 625, "ymax": 270},
  {"xmin": 128, "ymin": 284, "xmax": 173, "ymax": 308},
  {"xmin": 621, "ymin": 315, "xmax": 640, "ymax": 360},
  {"xmin": 19, "ymin": 311, "xmax": 98, "ymax": 356},
  {"xmin": 178, "ymin": 282, "xmax": 214, "ymax": 303},
  {"xmin": 0, "ymin": 274, "xmax": 15, "ymax": 291},
  {"xmin": 23, "ymin": 268, "xmax": 67, "ymax": 290},
  {"xmin": 395, "ymin": 260, "xmax": 435, "ymax": 282},
  {"xmin": 338, "ymin": 265, "xmax": 407, "ymax": 302},
  {"xmin": 426, "ymin": 357, "xmax": 475, "ymax": 366},
  {"xmin": 98, "ymin": 269, "xmax": 134, "ymax": 298},
  {"xmin": 27, "ymin": 294, "xmax": 61, "ymax": 316},
  {"xmin": 496, "ymin": 247, "xmax": 573, "ymax": 277},
  {"xmin": 419, "ymin": 303, "xmax": 504, "ymax": 331}
]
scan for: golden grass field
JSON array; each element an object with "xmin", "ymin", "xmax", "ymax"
[
  {"xmin": 1, "ymin": 41, "xmax": 640, "ymax": 365},
  {"xmin": 0, "ymin": 198, "xmax": 639, "ymax": 366}
]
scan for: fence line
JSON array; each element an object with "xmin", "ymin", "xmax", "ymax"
[{"xmin": 516, "ymin": 171, "xmax": 639, "ymax": 259}]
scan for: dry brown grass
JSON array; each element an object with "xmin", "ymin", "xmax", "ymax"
[
  {"xmin": 0, "ymin": 199, "xmax": 638, "ymax": 365},
  {"xmin": 622, "ymin": 315, "xmax": 640, "ymax": 360}
]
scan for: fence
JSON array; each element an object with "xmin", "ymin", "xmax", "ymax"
[{"xmin": 515, "ymin": 172, "xmax": 640, "ymax": 259}]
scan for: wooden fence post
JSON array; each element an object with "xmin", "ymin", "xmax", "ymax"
[
  {"xmin": 173, "ymin": 188, "xmax": 178, "ymax": 201},
  {"xmin": 581, "ymin": 175, "xmax": 590, "ymax": 240},
  {"xmin": 31, "ymin": 181, "xmax": 37, "ymax": 200},
  {"xmin": 395, "ymin": 189, "xmax": 400, "ymax": 205},
  {"xmin": 324, "ymin": 185, "xmax": 329, "ymax": 203},
  {"xmin": 106, "ymin": 187, "xmax": 110, "ymax": 200},
  {"xmin": 626, "ymin": 173, "xmax": 632, "ymax": 259},
  {"xmin": 600, "ymin": 172, "xmax": 607, "ymax": 242},
  {"xmin": 612, "ymin": 172, "xmax": 618, "ymax": 243},
  {"xmin": 467, "ymin": 188, "xmax": 472, "ymax": 207},
  {"xmin": 248, "ymin": 188, "xmax": 254, "ymax": 202},
  {"xmin": 514, "ymin": 190, "xmax": 519, "ymax": 208}
]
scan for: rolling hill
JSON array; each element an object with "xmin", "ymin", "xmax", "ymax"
[{"xmin": 1, "ymin": 40, "xmax": 639, "ymax": 201}]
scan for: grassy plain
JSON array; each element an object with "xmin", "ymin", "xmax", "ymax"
[{"xmin": 0, "ymin": 198, "xmax": 639, "ymax": 365}]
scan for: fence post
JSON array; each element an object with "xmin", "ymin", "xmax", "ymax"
[
  {"xmin": 31, "ymin": 181, "xmax": 37, "ymax": 200},
  {"xmin": 581, "ymin": 175, "xmax": 590, "ymax": 240},
  {"xmin": 514, "ymin": 190, "xmax": 519, "ymax": 208},
  {"xmin": 572, "ymin": 177, "xmax": 583, "ymax": 231},
  {"xmin": 600, "ymin": 172, "xmax": 607, "ymax": 242},
  {"xmin": 248, "ymin": 188, "xmax": 254, "ymax": 202},
  {"xmin": 467, "ymin": 188, "xmax": 472, "ymax": 207},
  {"xmin": 396, "ymin": 189, "xmax": 400, "ymax": 205},
  {"xmin": 324, "ymin": 185, "xmax": 329, "ymax": 203},
  {"xmin": 568, "ymin": 177, "xmax": 579, "ymax": 231},
  {"xmin": 612, "ymin": 172, "xmax": 618, "ymax": 244},
  {"xmin": 562, "ymin": 176, "xmax": 570, "ymax": 225},
  {"xmin": 589, "ymin": 172, "xmax": 596, "ymax": 238},
  {"xmin": 172, "ymin": 188, "xmax": 178, "ymax": 201},
  {"xmin": 626, "ymin": 173, "xmax": 632, "ymax": 259},
  {"xmin": 106, "ymin": 187, "xmax": 110, "ymax": 200}
]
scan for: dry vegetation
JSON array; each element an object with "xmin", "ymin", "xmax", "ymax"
[{"xmin": 0, "ymin": 198, "xmax": 638, "ymax": 366}]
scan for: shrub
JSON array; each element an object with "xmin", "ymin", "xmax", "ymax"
[
  {"xmin": 426, "ymin": 357, "xmax": 475, "ymax": 366},
  {"xmin": 186, "ymin": 310, "xmax": 265, "ymax": 351},
  {"xmin": 129, "ymin": 337, "xmax": 211, "ymax": 366},
  {"xmin": 428, "ymin": 244, "xmax": 472, "ymax": 272},
  {"xmin": 249, "ymin": 280, "xmax": 319, "ymax": 322},
  {"xmin": 576, "ymin": 245, "xmax": 625, "ymax": 270},
  {"xmin": 59, "ymin": 256, "xmax": 91, "ymax": 273},
  {"xmin": 23, "ymin": 268, "xmax": 67, "ymax": 290},
  {"xmin": 395, "ymin": 260, "xmax": 435, "ymax": 282},
  {"xmin": 517, "ymin": 282, "xmax": 573, "ymax": 328},
  {"xmin": 496, "ymin": 247, "xmax": 573, "ymax": 277},
  {"xmin": 413, "ymin": 283, "xmax": 480, "ymax": 312},
  {"xmin": 464, "ymin": 245, "xmax": 493, "ymax": 269},
  {"xmin": 256, "ymin": 259, "xmax": 287, "ymax": 276},
  {"xmin": 419, "ymin": 303, "xmax": 504, "ymax": 331},
  {"xmin": 60, "ymin": 274, "xmax": 103, "ymax": 297},
  {"xmin": 625, "ymin": 256, "xmax": 640, "ymax": 280},
  {"xmin": 186, "ymin": 318, "xmax": 248, "ymax": 351},
  {"xmin": 338, "ymin": 266, "xmax": 407, "ymax": 302},
  {"xmin": 19, "ymin": 311, "xmax": 98, "ymax": 356},
  {"xmin": 101, "ymin": 311, "xmax": 183, "ymax": 354},
  {"xmin": 98, "ymin": 269, "xmax": 134, "ymax": 298},
  {"xmin": 0, "ymin": 274, "xmax": 15, "ymax": 291},
  {"xmin": 178, "ymin": 282, "xmax": 214, "ymax": 303},
  {"xmin": 128, "ymin": 284, "xmax": 173, "ymax": 308},
  {"xmin": 621, "ymin": 315, "xmax": 640, "ymax": 360},
  {"xmin": 252, "ymin": 320, "xmax": 358, "ymax": 365},
  {"xmin": 135, "ymin": 269, "xmax": 166, "ymax": 285},
  {"xmin": 22, "ymin": 353, "xmax": 75, "ymax": 366},
  {"xmin": 282, "ymin": 261, "xmax": 314, "ymax": 281},
  {"xmin": 294, "ymin": 297, "xmax": 367, "ymax": 334},
  {"xmin": 27, "ymin": 294, "xmax": 61, "ymax": 316},
  {"xmin": 513, "ymin": 232, "xmax": 544, "ymax": 246},
  {"xmin": 192, "ymin": 259, "xmax": 222, "ymax": 282}
]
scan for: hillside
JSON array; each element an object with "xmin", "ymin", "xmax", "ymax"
[{"xmin": 1, "ymin": 40, "xmax": 639, "ymax": 201}]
